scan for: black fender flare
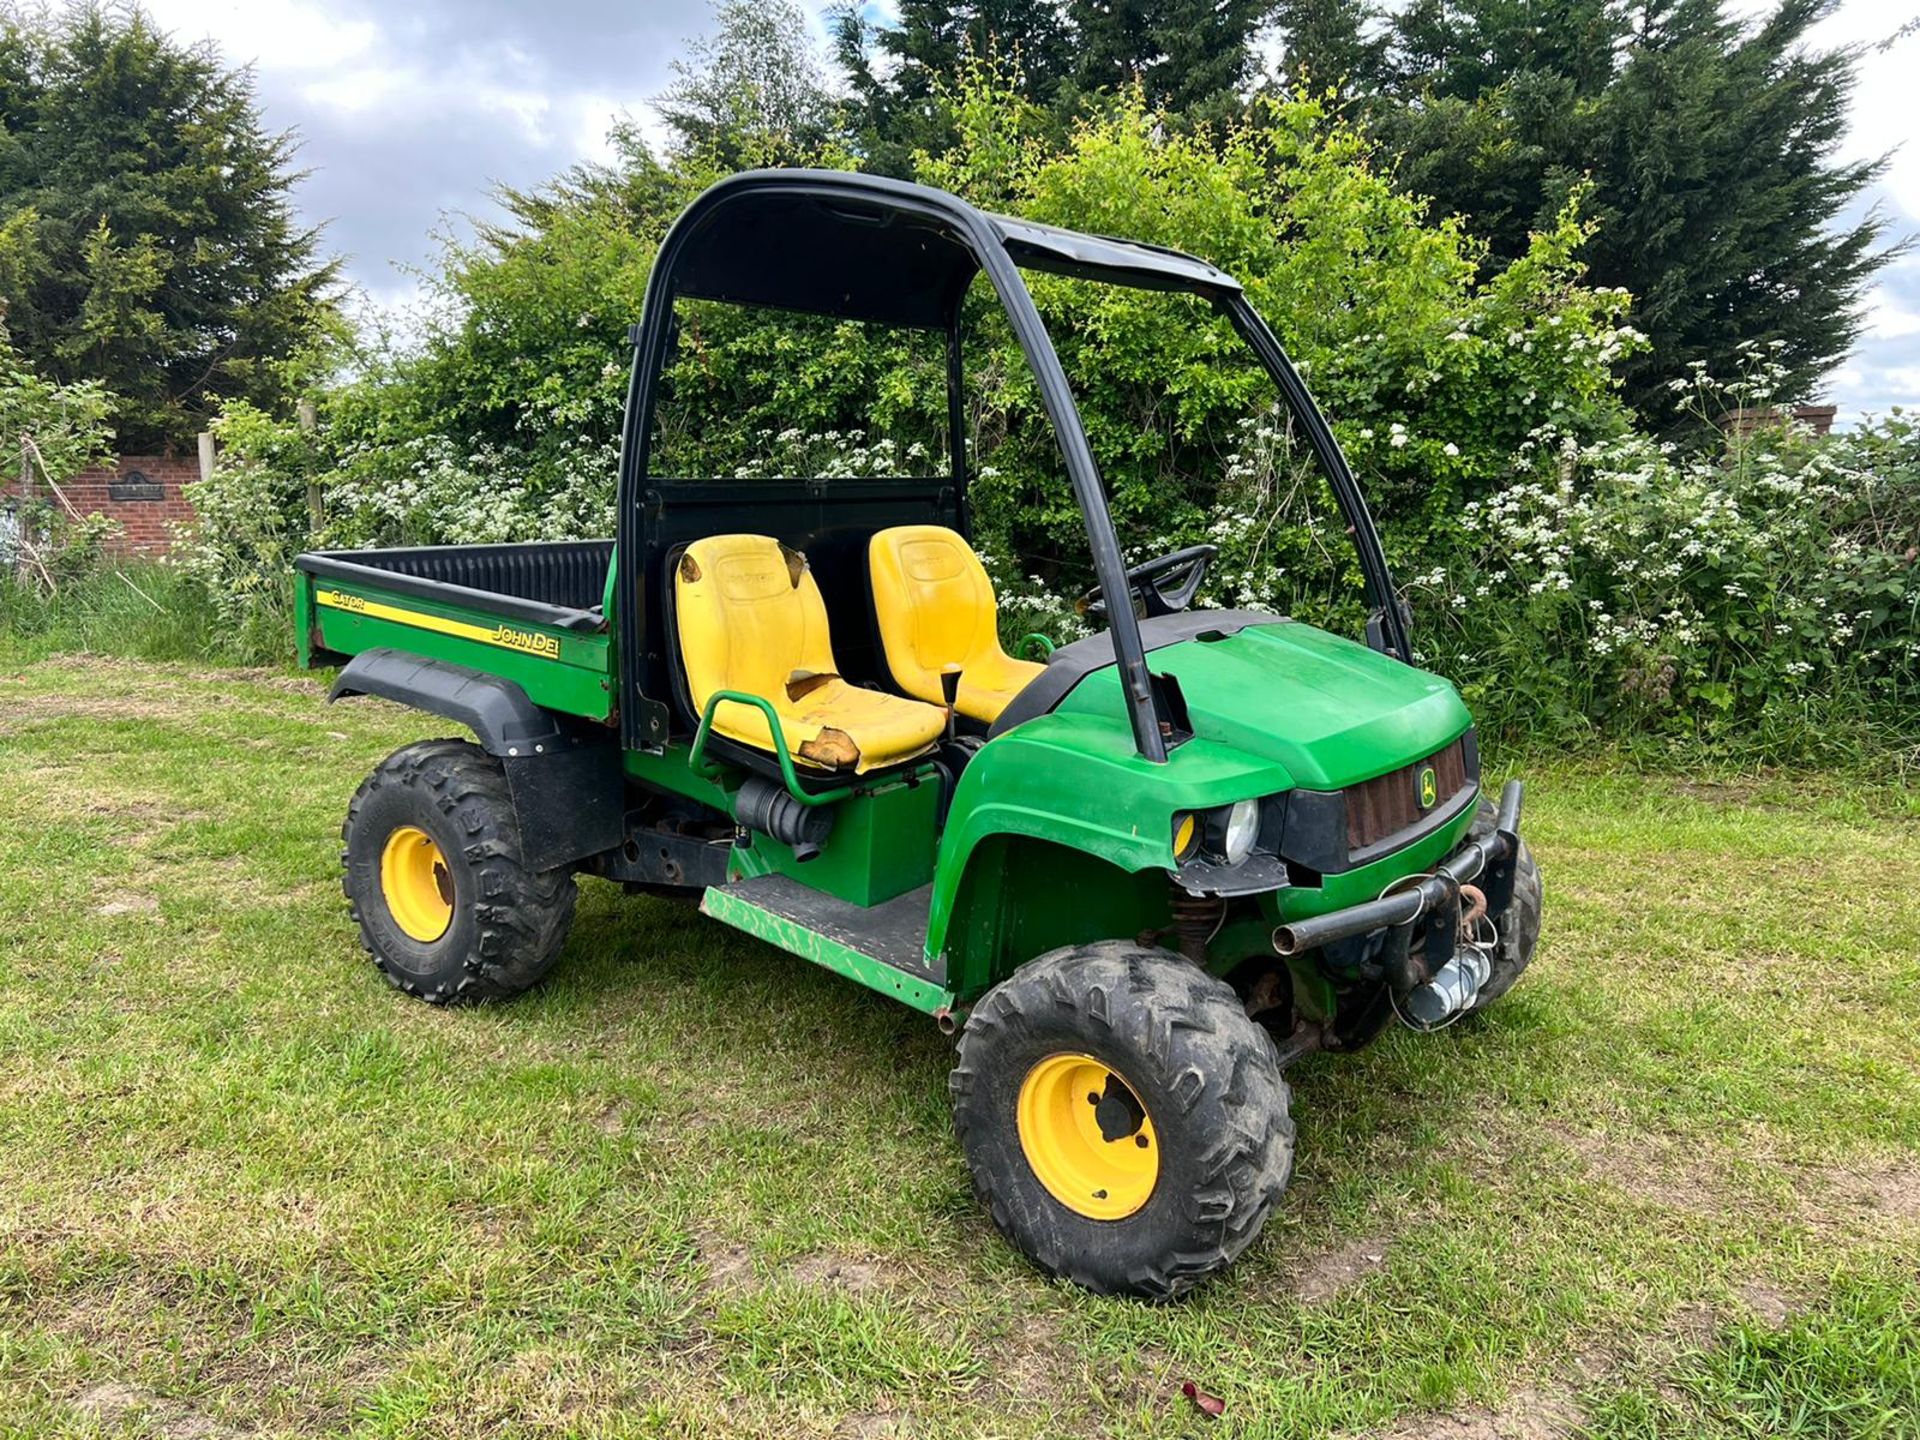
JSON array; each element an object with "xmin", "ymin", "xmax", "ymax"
[
  {"xmin": 330, "ymin": 650, "xmax": 622, "ymax": 870},
  {"xmin": 329, "ymin": 649, "xmax": 565, "ymax": 757}
]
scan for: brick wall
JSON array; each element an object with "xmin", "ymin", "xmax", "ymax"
[{"xmin": 3, "ymin": 453, "xmax": 201, "ymax": 556}]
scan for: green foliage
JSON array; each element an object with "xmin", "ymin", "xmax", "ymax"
[
  {"xmin": 0, "ymin": 559, "xmax": 226, "ymax": 661},
  {"xmin": 0, "ymin": 332, "xmax": 117, "ymax": 595},
  {"xmin": 1423, "ymin": 356, "xmax": 1919, "ymax": 756},
  {"xmin": 1064, "ymin": 0, "xmax": 1271, "ymax": 113},
  {"xmin": 0, "ymin": 1, "xmax": 339, "ymax": 447},
  {"xmin": 656, "ymin": 0, "xmax": 837, "ymax": 168},
  {"xmin": 831, "ymin": 1, "xmax": 1076, "ymax": 176},
  {"xmin": 0, "ymin": 333, "xmax": 113, "ymax": 486},
  {"xmin": 1272, "ymin": 0, "xmax": 1902, "ymax": 416},
  {"xmin": 915, "ymin": 67, "xmax": 1638, "ymax": 614}
]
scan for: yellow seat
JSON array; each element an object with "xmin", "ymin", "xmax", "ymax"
[
  {"xmin": 868, "ymin": 525, "xmax": 1045, "ymax": 724},
  {"xmin": 675, "ymin": 534, "xmax": 947, "ymax": 774}
]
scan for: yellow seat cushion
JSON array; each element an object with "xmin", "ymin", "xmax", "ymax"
[
  {"xmin": 675, "ymin": 534, "xmax": 946, "ymax": 774},
  {"xmin": 869, "ymin": 525, "xmax": 1045, "ymax": 724}
]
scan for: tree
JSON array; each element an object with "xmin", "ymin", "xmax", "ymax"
[
  {"xmin": 1264, "ymin": 0, "xmax": 1388, "ymax": 97},
  {"xmin": 655, "ymin": 0, "xmax": 836, "ymax": 168},
  {"xmin": 0, "ymin": 3, "xmax": 338, "ymax": 450},
  {"xmin": 832, "ymin": 0, "xmax": 1073, "ymax": 175},
  {"xmin": 1066, "ymin": 0, "xmax": 1274, "ymax": 113},
  {"xmin": 1273, "ymin": 0, "xmax": 1902, "ymax": 414}
]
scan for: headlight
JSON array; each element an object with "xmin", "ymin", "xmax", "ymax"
[{"xmin": 1205, "ymin": 798, "xmax": 1261, "ymax": 865}]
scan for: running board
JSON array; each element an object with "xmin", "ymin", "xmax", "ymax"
[{"xmin": 699, "ymin": 875, "xmax": 951, "ymax": 1015}]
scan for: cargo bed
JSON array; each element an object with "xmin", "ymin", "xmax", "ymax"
[{"xmin": 294, "ymin": 541, "xmax": 616, "ymax": 721}]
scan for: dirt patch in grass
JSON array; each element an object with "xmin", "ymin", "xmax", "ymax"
[
  {"xmin": 1547, "ymin": 1124, "xmax": 1733, "ymax": 1219},
  {"xmin": 1819, "ymin": 1160, "xmax": 1920, "ymax": 1226},
  {"xmin": 1289, "ymin": 1235, "xmax": 1392, "ymax": 1304},
  {"xmin": 697, "ymin": 1231, "xmax": 759, "ymax": 1295},
  {"xmin": 835, "ymin": 1411, "xmax": 919, "ymax": 1438},
  {"xmin": 1381, "ymin": 1386, "xmax": 1582, "ymax": 1440},
  {"xmin": 95, "ymin": 892, "xmax": 161, "ymax": 916},
  {"xmin": 1733, "ymin": 1278, "xmax": 1796, "ymax": 1327},
  {"xmin": 787, "ymin": 1250, "xmax": 895, "ymax": 1295},
  {"xmin": 72, "ymin": 1379, "xmax": 238, "ymax": 1439}
]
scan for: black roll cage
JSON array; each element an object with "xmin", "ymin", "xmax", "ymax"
[{"xmin": 614, "ymin": 169, "xmax": 1408, "ymax": 764}]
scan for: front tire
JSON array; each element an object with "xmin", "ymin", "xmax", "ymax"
[
  {"xmin": 1468, "ymin": 796, "xmax": 1542, "ymax": 1010},
  {"xmin": 342, "ymin": 739, "xmax": 576, "ymax": 1004},
  {"xmin": 951, "ymin": 943, "xmax": 1293, "ymax": 1300}
]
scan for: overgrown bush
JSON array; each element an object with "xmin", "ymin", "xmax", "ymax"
[
  {"xmin": 145, "ymin": 66, "xmax": 1915, "ymax": 763},
  {"xmin": 1424, "ymin": 355, "xmax": 1918, "ymax": 756}
]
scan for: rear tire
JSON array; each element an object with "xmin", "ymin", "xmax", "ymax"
[
  {"xmin": 342, "ymin": 739, "xmax": 576, "ymax": 1004},
  {"xmin": 951, "ymin": 942, "xmax": 1293, "ymax": 1300},
  {"xmin": 1468, "ymin": 797, "xmax": 1542, "ymax": 1010}
]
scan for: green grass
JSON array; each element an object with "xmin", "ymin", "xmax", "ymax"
[{"xmin": 0, "ymin": 655, "xmax": 1916, "ymax": 1438}]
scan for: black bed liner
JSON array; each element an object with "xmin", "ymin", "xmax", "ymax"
[{"xmin": 295, "ymin": 540, "xmax": 614, "ymax": 633}]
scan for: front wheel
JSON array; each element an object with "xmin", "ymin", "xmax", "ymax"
[
  {"xmin": 341, "ymin": 738, "xmax": 576, "ymax": 1004},
  {"xmin": 950, "ymin": 943, "xmax": 1293, "ymax": 1300},
  {"xmin": 1468, "ymin": 796, "xmax": 1542, "ymax": 1010}
]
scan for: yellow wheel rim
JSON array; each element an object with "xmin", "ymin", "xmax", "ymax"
[
  {"xmin": 1016, "ymin": 1053, "xmax": 1159, "ymax": 1220},
  {"xmin": 379, "ymin": 825, "xmax": 454, "ymax": 943}
]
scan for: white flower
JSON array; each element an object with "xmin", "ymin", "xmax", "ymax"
[{"xmin": 1443, "ymin": 442, "xmax": 1459, "ymax": 457}]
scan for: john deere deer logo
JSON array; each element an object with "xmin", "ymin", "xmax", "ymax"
[{"xmin": 1417, "ymin": 766, "xmax": 1438, "ymax": 809}]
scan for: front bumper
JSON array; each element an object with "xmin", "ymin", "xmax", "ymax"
[{"xmin": 1271, "ymin": 778, "xmax": 1524, "ymax": 958}]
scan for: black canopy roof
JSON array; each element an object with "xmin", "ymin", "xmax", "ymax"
[{"xmin": 666, "ymin": 170, "xmax": 1241, "ymax": 329}]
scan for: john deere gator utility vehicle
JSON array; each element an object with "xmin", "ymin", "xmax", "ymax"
[{"xmin": 294, "ymin": 170, "xmax": 1541, "ymax": 1299}]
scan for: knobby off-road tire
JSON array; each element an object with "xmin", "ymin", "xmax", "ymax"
[
  {"xmin": 951, "ymin": 942, "xmax": 1294, "ymax": 1300},
  {"xmin": 1468, "ymin": 796, "xmax": 1542, "ymax": 1010},
  {"xmin": 342, "ymin": 738, "xmax": 576, "ymax": 1004}
]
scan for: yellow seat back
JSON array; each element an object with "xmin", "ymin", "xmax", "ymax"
[
  {"xmin": 675, "ymin": 533, "xmax": 945, "ymax": 773},
  {"xmin": 868, "ymin": 525, "xmax": 1045, "ymax": 724}
]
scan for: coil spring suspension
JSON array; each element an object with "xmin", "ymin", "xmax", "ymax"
[{"xmin": 1168, "ymin": 888, "xmax": 1226, "ymax": 965}]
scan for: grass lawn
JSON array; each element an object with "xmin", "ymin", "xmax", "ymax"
[{"xmin": 1, "ymin": 654, "xmax": 1916, "ymax": 1439}]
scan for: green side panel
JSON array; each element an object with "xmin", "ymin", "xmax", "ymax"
[
  {"xmin": 926, "ymin": 709, "xmax": 1293, "ymax": 994},
  {"xmin": 936, "ymin": 834, "xmax": 1170, "ymax": 998},
  {"xmin": 306, "ymin": 578, "xmax": 613, "ymax": 720},
  {"xmin": 728, "ymin": 774, "xmax": 939, "ymax": 907},
  {"xmin": 699, "ymin": 885, "xmax": 952, "ymax": 1014},
  {"xmin": 622, "ymin": 742, "xmax": 735, "ymax": 812},
  {"xmin": 293, "ymin": 569, "xmax": 317, "ymax": 667}
]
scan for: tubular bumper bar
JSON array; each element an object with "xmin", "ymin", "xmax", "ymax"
[{"xmin": 1273, "ymin": 780, "xmax": 1523, "ymax": 956}]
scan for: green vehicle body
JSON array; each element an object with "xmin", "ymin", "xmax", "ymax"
[
  {"xmin": 294, "ymin": 557, "xmax": 1477, "ymax": 1019},
  {"xmin": 294, "ymin": 166, "xmax": 1513, "ymax": 1032}
]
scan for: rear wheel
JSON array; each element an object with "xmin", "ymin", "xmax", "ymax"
[
  {"xmin": 951, "ymin": 942, "xmax": 1293, "ymax": 1299},
  {"xmin": 342, "ymin": 739, "xmax": 576, "ymax": 1004}
]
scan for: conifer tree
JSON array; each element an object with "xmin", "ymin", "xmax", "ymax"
[
  {"xmin": 0, "ymin": 3, "xmax": 338, "ymax": 448},
  {"xmin": 1271, "ymin": 0, "xmax": 1900, "ymax": 410}
]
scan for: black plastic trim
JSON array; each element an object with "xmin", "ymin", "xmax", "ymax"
[
  {"xmin": 297, "ymin": 547, "xmax": 608, "ymax": 633},
  {"xmin": 330, "ymin": 650, "xmax": 567, "ymax": 754}
]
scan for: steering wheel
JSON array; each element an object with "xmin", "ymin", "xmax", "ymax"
[{"xmin": 1080, "ymin": 544, "xmax": 1218, "ymax": 622}]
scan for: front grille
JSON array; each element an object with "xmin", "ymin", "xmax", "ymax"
[{"xmin": 1346, "ymin": 739, "xmax": 1471, "ymax": 854}]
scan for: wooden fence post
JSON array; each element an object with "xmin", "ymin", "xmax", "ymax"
[{"xmin": 297, "ymin": 398, "xmax": 322, "ymax": 533}]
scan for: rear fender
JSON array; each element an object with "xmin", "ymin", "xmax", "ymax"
[{"xmin": 331, "ymin": 649, "xmax": 622, "ymax": 870}]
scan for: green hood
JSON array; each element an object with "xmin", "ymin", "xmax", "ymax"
[{"xmin": 1057, "ymin": 618, "xmax": 1472, "ymax": 791}]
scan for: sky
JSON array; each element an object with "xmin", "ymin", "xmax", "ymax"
[{"xmin": 139, "ymin": 0, "xmax": 1920, "ymax": 418}]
